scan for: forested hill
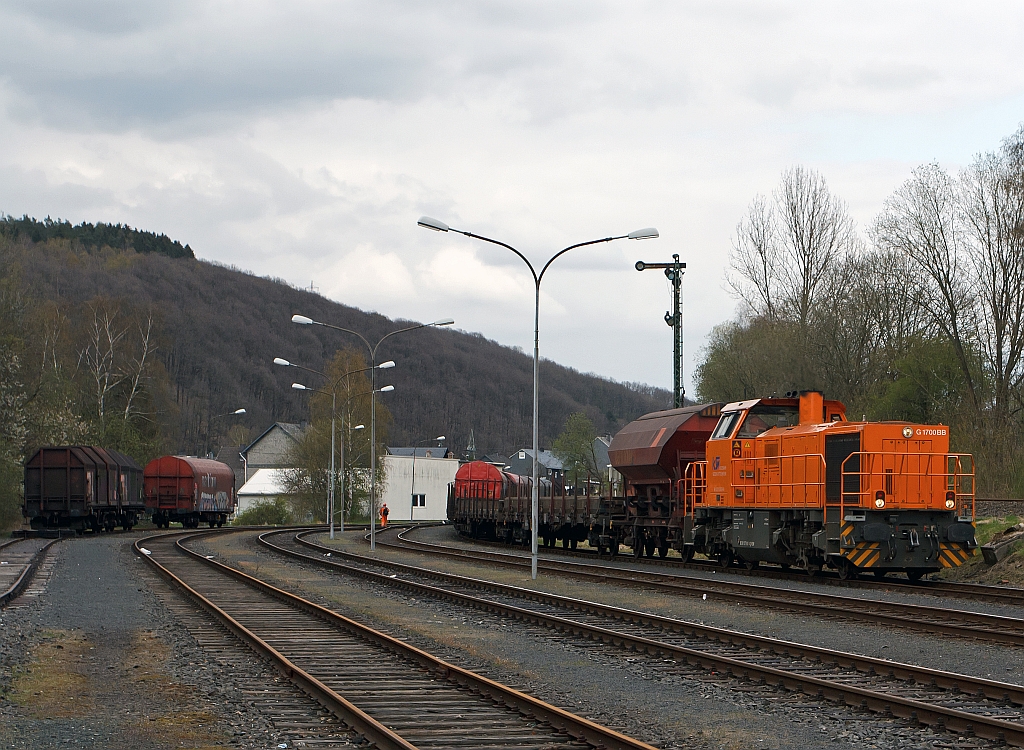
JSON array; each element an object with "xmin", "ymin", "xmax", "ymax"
[
  {"xmin": 1, "ymin": 215, "xmax": 194, "ymax": 259},
  {"xmin": 0, "ymin": 224, "xmax": 669, "ymax": 466}
]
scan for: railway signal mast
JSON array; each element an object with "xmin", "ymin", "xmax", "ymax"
[{"xmin": 635, "ymin": 254, "xmax": 686, "ymax": 408}]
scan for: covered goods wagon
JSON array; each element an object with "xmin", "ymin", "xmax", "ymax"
[
  {"xmin": 144, "ymin": 456, "xmax": 236, "ymax": 528},
  {"xmin": 23, "ymin": 446, "xmax": 144, "ymax": 531}
]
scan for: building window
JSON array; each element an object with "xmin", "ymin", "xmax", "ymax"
[{"xmin": 412, "ymin": 494, "xmax": 426, "ymax": 507}]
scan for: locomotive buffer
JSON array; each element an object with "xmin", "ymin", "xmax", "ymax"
[{"xmin": 635, "ymin": 255, "xmax": 686, "ymax": 408}]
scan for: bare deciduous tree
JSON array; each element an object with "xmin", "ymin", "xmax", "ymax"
[{"xmin": 729, "ymin": 167, "xmax": 856, "ymax": 328}]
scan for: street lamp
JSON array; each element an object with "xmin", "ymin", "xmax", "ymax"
[
  {"xmin": 291, "ymin": 381, "xmax": 394, "ymax": 537},
  {"xmin": 418, "ymin": 216, "xmax": 658, "ymax": 578},
  {"xmin": 409, "ymin": 435, "xmax": 445, "ymax": 519},
  {"xmin": 279, "ymin": 358, "xmax": 395, "ymax": 538},
  {"xmin": 291, "ymin": 314, "xmax": 453, "ymax": 550},
  {"xmin": 207, "ymin": 408, "xmax": 247, "ymax": 457}
]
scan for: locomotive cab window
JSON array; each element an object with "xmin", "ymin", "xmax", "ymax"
[
  {"xmin": 735, "ymin": 405, "xmax": 800, "ymax": 438},
  {"xmin": 711, "ymin": 412, "xmax": 741, "ymax": 440}
]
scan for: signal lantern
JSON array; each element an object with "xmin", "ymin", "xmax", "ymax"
[{"xmin": 874, "ymin": 490, "xmax": 885, "ymax": 508}]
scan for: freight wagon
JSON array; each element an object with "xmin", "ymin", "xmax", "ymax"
[
  {"xmin": 23, "ymin": 446, "xmax": 144, "ymax": 531},
  {"xmin": 144, "ymin": 455, "xmax": 236, "ymax": 529},
  {"xmin": 448, "ymin": 460, "xmax": 601, "ymax": 549}
]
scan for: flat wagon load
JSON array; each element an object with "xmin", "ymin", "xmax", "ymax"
[
  {"xmin": 23, "ymin": 446, "xmax": 144, "ymax": 532},
  {"xmin": 448, "ymin": 460, "xmax": 605, "ymax": 548},
  {"xmin": 144, "ymin": 455, "xmax": 236, "ymax": 529}
]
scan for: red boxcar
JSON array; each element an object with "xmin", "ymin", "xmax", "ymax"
[
  {"xmin": 23, "ymin": 446, "xmax": 144, "ymax": 532},
  {"xmin": 144, "ymin": 456, "xmax": 236, "ymax": 529}
]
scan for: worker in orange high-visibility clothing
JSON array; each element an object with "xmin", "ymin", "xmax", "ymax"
[{"xmin": 380, "ymin": 502, "xmax": 389, "ymax": 528}]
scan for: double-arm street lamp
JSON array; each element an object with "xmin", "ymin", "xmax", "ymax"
[
  {"xmin": 418, "ymin": 216, "xmax": 658, "ymax": 579},
  {"xmin": 291, "ymin": 314, "xmax": 455, "ymax": 550},
  {"xmin": 276, "ymin": 358, "xmax": 394, "ymax": 538},
  {"xmin": 293, "ymin": 382, "xmax": 391, "ymax": 536}
]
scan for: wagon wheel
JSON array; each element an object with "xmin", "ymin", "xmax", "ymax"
[
  {"xmin": 569, "ymin": 538, "xmax": 577, "ymax": 550},
  {"xmin": 644, "ymin": 538, "xmax": 656, "ymax": 558},
  {"xmin": 680, "ymin": 546, "xmax": 695, "ymax": 563},
  {"xmin": 632, "ymin": 539, "xmax": 643, "ymax": 559},
  {"xmin": 608, "ymin": 543, "xmax": 618, "ymax": 558},
  {"xmin": 718, "ymin": 552, "xmax": 733, "ymax": 568},
  {"xmin": 657, "ymin": 544, "xmax": 669, "ymax": 558},
  {"xmin": 743, "ymin": 558, "xmax": 756, "ymax": 571},
  {"xmin": 836, "ymin": 558, "xmax": 857, "ymax": 580}
]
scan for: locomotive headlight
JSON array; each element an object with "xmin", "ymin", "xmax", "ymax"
[
  {"xmin": 902, "ymin": 426, "xmax": 914, "ymax": 438},
  {"xmin": 945, "ymin": 498, "xmax": 956, "ymax": 509},
  {"xmin": 875, "ymin": 498, "xmax": 885, "ymax": 508}
]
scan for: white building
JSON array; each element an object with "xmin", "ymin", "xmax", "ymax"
[
  {"xmin": 236, "ymin": 468, "xmax": 292, "ymax": 515},
  {"xmin": 379, "ymin": 449, "xmax": 459, "ymax": 522}
]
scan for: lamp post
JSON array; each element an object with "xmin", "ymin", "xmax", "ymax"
[
  {"xmin": 291, "ymin": 314, "xmax": 454, "ymax": 550},
  {"xmin": 207, "ymin": 408, "xmax": 246, "ymax": 457},
  {"xmin": 409, "ymin": 435, "xmax": 445, "ymax": 519},
  {"xmin": 292, "ymin": 382, "xmax": 393, "ymax": 537},
  {"xmin": 418, "ymin": 216, "xmax": 658, "ymax": 579},
  {"xmin": 276, "ymin": 358, "xmax": 394, "ymax": 539}
]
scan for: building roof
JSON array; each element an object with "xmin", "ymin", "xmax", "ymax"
[
  {"xmin": 238, "ymin": 468, "xmax": 292, "ymax": 496},
  {"xmin": 241, "ymin": 422, "xmax": 306, "ymax": 457},
  {"xmin": 510, "ymin": 448, "xmax": 563, "ymax": 470},
  {"xmin": 388, "ymin": 447, "xmax": 452, "ymax": 458}
]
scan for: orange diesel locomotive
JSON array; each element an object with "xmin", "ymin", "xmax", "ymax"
[{"xmin": 603, "ymin": 391, "xmax": 976, "ymax": 579}]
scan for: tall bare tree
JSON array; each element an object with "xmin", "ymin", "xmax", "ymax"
[
  {"xmin": 729, "ymin": 167, "xmax": 856, "ymax": 328},
  {"xmin": 871, "ymin": 163, "xmax": 981, "ymax": 411}
]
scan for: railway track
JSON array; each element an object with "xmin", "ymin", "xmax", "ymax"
[
  {"xmin": 258, "ymin": 527, "xmax": 1024, "ymax": 747},
  {"xmin": 382, "ymin": 527, "xmax": 1024, "ymax": 647},
  {"xmin": 136, "ymin": 529, "xmax": 658, "ymax": 750},
  {"xmin": 0, "ymin": 536, "xmax": 62, "ymax": 608},
  {"xmin": 433, "ymin": 527, "xmax": 1024, "ymax": 607}
]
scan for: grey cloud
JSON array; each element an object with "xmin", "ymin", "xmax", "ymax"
[
  {"xmin": 0, "ymin": 164, "xmax": 118, "ymax": 221},
  {"xmin": 0, "ymin": 0, "xmax": 603, "ymax": 134}
]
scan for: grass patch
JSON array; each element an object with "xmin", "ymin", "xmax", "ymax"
[{"xmin": 6, "ymin": 630, "xmax": 94, "ymax": 718}]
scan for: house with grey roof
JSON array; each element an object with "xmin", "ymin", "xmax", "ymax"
[
  {"xmin": 505, "ymin": 449, "xmax": 563, "ymax": 481},
  {"xmin": 240, "ymin": 422, "xmax": 306, "ymax": 481}
]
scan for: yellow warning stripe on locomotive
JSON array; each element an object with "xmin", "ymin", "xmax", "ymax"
[
  {"xmin": 938, "ymin": 542, "xmax": 972, "ymax": 568},
  {"xmin": 842, "ymin": 542, "xmax": 882, "ymax": 568}
]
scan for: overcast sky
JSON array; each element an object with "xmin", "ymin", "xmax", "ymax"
[{"xmin": 2, "ymin": 2, "xmax": 1023, "ymax": 394}]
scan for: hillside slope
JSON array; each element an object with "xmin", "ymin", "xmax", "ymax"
[{"xmin": 3, "ymin": 227, "xmax": 669, "ymax": 458}]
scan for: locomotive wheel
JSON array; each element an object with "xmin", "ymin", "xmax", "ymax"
[
  {"xmin": 907, "ymin": 569, "xmax": 925, "ymax": 582},
  {"xmin": 836, "ymin": 559, "xmax": 857, "ymax": 580},
  {"xmin": 718, "ymin": 552, "xmax": 733, "ymax": 568},
  {"xmin": 743, "ymin": 558, "xmax": 756, "ymax": 571},
  {"xmin": 873, "ymin": 570, "xmax": 888, "ymax": 580},
  {"xmin": 680, "ymin": 546, "xmax": 694, "ymax": 563}
]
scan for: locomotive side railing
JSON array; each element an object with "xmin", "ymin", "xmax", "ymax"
[{"xmin": 840, "ymin": 452, "xmax": 975, "ymax": 520}]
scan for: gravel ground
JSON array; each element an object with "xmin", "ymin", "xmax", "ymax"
[
  {"xmin": 413, "ymin": 525, "xmax": 1024, "ymax": 620},
  {"xmin": 200, "ymin": 529, "xmax": 1002, "ymax": 750},
  {"xmin": 316, "ymin": 525, "xmax": 1024, "ymax": 685},
  {"xmin": 0, "ymin": 533, "xmax": 311, "ymax": 749}
]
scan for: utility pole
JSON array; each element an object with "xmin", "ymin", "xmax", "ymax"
[{"xmin": 635, "ymin": 254, "xmax": 686, "ymax": 408}]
